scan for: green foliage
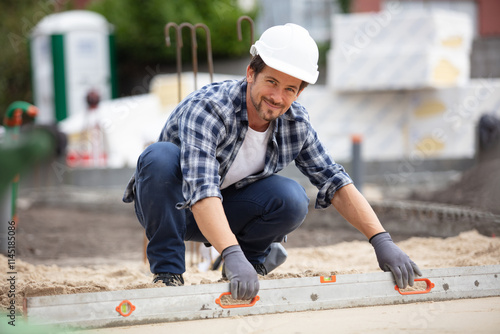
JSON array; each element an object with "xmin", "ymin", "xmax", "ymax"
[
  {"xmin": 0, "ymin": 1, "xmax": 255, "ymax": 120},
  {"xmin": 337, "ymin": 0, "xmax": 351, "ymax": 13},
  {"xmin": 0, "ymin": 0, "xmax": 74, "ymax": 120},
  {"xmin": 87, "ymin": 0, "xmax": 257, "ymax": 64}
]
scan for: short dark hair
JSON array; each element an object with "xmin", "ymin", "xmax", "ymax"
[{"xmin": 249, "ymin": 55, "xmax": 309, "ymax": 92}]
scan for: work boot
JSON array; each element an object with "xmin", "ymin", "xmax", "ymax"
[
  {"xmin": 253, "ymin": 263, "xmax": 268, "ymax": 276},
  {"xmin": 221, "ymin": 243, "xmax": 287, "ymax": 278},
  {"xmin": 153, "ymin": 273, "xmax": 184, "ymax": 286},
  {"xmin": 263, "ymin": 243, "xmax": 288, "ymax": 273}
]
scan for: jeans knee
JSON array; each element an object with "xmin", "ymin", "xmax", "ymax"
[
  {"xmin": 266, "ymin": 179, "xmax": 309, "ymax": 229},
  {"xmin": 139, "ymin": 142, "xmax": 179, "ymax": 165},
  {"xmin": 283, "ymin": 193, "xmax": 309, "ymax": 228},
  {"xmin": 137, "ymin": 142, "xmax": 180, "ymax": 178}
]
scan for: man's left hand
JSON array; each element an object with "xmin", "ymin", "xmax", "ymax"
[{"xmin": 370, "ymin": 232, "xmax": 422, "ymax": 289}]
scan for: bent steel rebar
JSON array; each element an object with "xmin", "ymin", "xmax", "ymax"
[
  {"xmin": 237, "ymin": 16, "xmax": 255, "ymax": 49},
  {"xmin": 194, "ymin": 23, "xmax": 214, "ymax": 84},
  {"xmin": 165, "ymin": 22, "xmax": 183, "ymax": 102},
  {"xmin": 165, "ymin": 22, "xmax": 214, "ymax": 101}
]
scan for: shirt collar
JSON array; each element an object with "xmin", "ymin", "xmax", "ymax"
[{"xmin": 237, "ymin": 79, "xmax": 249, "ymax": 123}]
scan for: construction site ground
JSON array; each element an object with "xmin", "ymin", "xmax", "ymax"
[{"xmin": 1, "ymin": 158, "xmax": 499, "ymax": 333}]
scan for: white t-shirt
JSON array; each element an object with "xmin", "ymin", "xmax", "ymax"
[{"xmin": 220, "ymin": 125, "xmax": 272, "ymax": 189}]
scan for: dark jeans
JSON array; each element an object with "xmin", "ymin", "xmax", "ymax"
[{"xmin": 134, "ymin": 142, "xmax": 309, "ymax": 274}]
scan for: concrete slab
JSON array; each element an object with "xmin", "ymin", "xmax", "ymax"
[{"xmin": 74, "ymin": 297, "xmax": 500, "ymax": 334}]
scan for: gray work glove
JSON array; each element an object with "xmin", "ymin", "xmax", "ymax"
[
  {"xmin": 370, "ymin": 232, "xmax": 422, "ymax": 289},
  {"xmin": 221, "ymin": 245, "xmax": 260, "ymax": 300}
]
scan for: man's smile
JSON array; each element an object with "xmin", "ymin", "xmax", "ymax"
[{"xmin": 263, "ymin": 97, "xmax": 283, "ymax": 110}]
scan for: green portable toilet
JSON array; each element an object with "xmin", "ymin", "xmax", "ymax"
[{"xmin": 30, "ymin": 10, "xmax": 117, "ymax": 124}]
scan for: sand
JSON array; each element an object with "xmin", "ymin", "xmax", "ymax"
[{"xmin": 1, "ymin": 230, "xmax": 499, "ymax": 314}]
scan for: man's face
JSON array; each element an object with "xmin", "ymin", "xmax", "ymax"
[{"xmin": 246, "ymin": 65, "xmax": 303, "ymax": 129}]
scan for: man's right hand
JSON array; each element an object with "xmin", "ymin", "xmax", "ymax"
[{"xmin": 221, "ymin": 245, "xmax": 260, "ymax": 300}]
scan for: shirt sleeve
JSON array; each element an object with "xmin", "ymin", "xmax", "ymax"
[
  {"xmin": 294, "ymin": 126, "xmax": 353, "ymax": 209},
  {"xmin": 175, "ymin": 99, "xmax": 226, "ymax": 209}
]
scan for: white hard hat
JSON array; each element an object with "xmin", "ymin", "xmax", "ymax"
[{"xmin": 250, "ymin": 23, "xmax": 319, "ymax": 84}]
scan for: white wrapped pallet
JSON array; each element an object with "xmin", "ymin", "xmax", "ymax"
[
  {"xmin": 330, "ymin": 9, "xmax": 473, "ymax": 92},
  {"xmin": 333, "ymin": 9, "xmax": 473, "ymax": 55},
  {"xmin": 300, "ymin": 79, "xmax": 500, "ymax": 162},
  {"xmin": 298, "ymin": 86, "xmax": 410, "ymax": 161},
  {"xmin": 407, "ymin": 79, "xmax": 500, "ymax": 159},
  {"xmin": 331, "ymin": 46, "xmax": 470, "ymax": 91}
]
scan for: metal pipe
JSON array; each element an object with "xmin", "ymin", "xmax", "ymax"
[
  {"xmin": 158, "ymin": 22, "xmax": 215, "ymax": 265},
  {"xmin": 2, "ymin": 102, "xmax": 38, "ymax": 219},
  {"xmin": 1, "ymin": 102, "xmax": 39, "ymax": 255},
  {"xmin": 351, "ymin": 134, "xmax": 364, "ymax": 193}
]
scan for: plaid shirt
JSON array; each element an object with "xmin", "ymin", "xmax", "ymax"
[{"xmin": 124, "ymin": 79, "xmax": 352, "ymax": 209}]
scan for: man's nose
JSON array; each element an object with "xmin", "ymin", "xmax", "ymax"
[{"xmin": 269, "ymin": 88, "xmax": 284, "ymax": 105}]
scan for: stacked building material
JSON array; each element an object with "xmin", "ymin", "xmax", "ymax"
[
  {"xmin": 313, "ymin": 9, "xmax": 500, "ymax": 163},
  {"xmin": 329, "ymin": 10, "xmax": 473, "ymax": 91}
]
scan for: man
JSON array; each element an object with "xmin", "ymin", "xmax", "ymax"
[{"xmin": 123, "ymin": 23, "xmax": 421, "ymax": 300}]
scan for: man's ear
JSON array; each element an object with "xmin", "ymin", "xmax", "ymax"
[{"xmin": 246, "ymin": 65, "xmax": 255, "ymax": 83}]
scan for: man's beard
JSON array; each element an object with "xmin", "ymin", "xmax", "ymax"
[{"xmin": 250, "ymin": 94, "xmax": 286, "ymax": 122}]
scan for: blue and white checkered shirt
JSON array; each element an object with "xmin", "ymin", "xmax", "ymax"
[{"xmin": 124, "ymin": 79, "xmax": 352, "ymax": 209}]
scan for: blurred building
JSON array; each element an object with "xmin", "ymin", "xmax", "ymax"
[
  {"xmin": 257, "ymin": 0, "xmax": 500, "ymax": 78},
  {"xmin": 36, "ymin": 0, "xmax": 498, "ymax": 174},
  {"xmin": 256, "ymin": 0, "xmax": 338, "ymax": 43},
  {"xmin": 69, "ymin": 0, "xmax": 499, "ymax": 79}
]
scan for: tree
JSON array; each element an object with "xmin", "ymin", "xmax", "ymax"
[
  {"xmin": 0, "ymin": 1, "xmax": 74, "ymax": 120},
  {"xmin": 87, "ymin": 0, "xmax": 257, "ymax": 94},
  {"xmin": 0, "ymin": 0, "xmax": 256, "ymax": 119}
]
